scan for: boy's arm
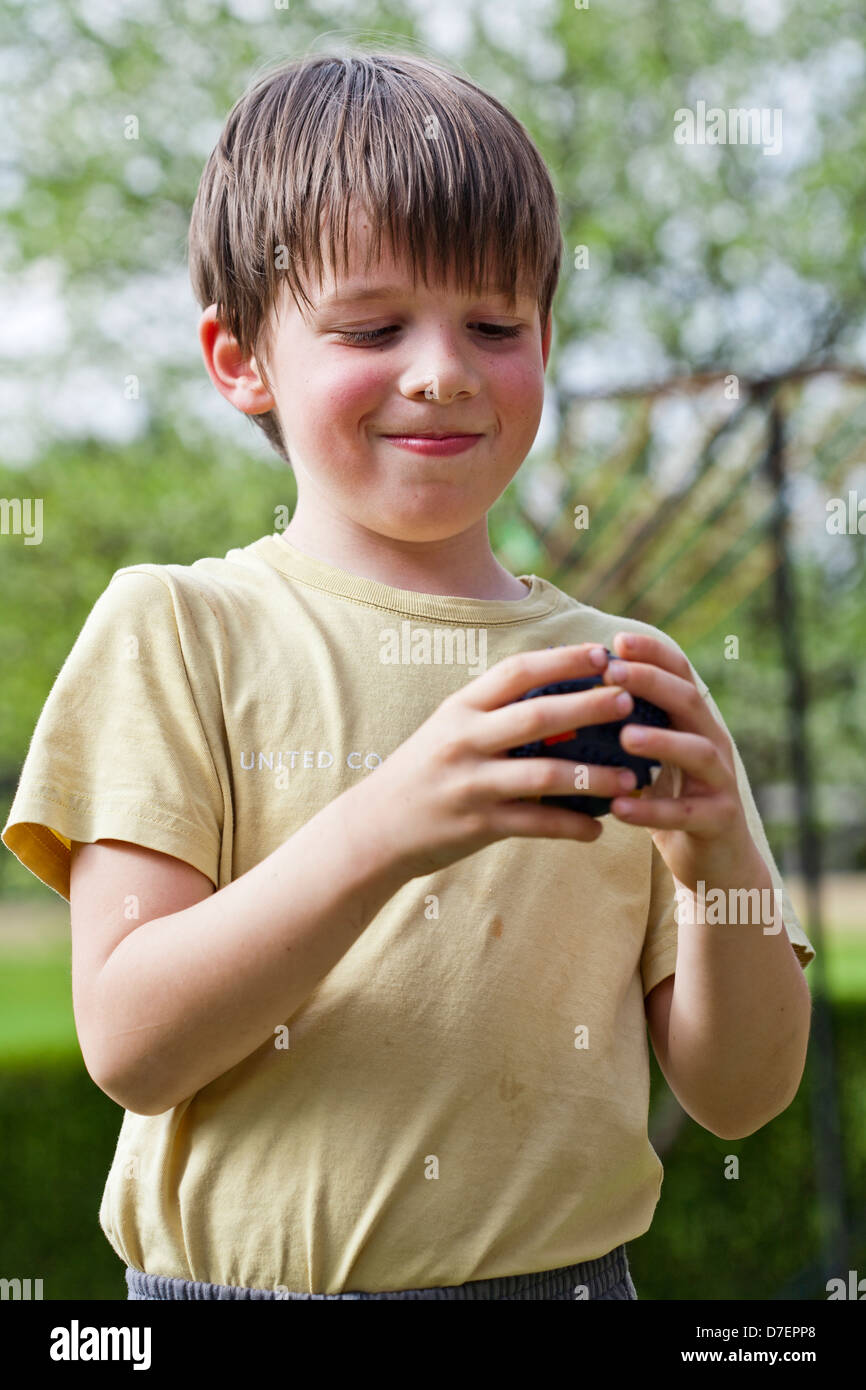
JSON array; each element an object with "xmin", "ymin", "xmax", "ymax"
[
  {"xmin": 602, "ymin": 631, "xmax": 813, "ymax": 1142},
  {"xmin": 72, "ymin": 780, "xmax": 412, "ymax": 1116},
  {"xmin": 644, "ymin": 974, "xmax": 675, "ymax": 1059},
  {"xmin": 643, "ymin": 848, "xmax": 812, "ymax": 1141}
]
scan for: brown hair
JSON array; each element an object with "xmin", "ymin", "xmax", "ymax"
[{"xmin": 188, "ymin": 46, "xmax": 564, "ymax": 464}]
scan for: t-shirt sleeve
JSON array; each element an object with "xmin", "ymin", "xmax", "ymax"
[
  {"xmin": 1, "ymin": 569, "xmax": 224, "ymax": 901},
  {"xmin": 640, "ymin": 661, "xmax": 816, "ymax": 999}
]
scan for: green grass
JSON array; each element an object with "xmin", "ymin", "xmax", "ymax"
[
  {"xmin": 0, "ymin": 946, "xmax": 78, "ymax": 1063},
  {"xmin": 821, "ymin": 935, "xmax": 866, "ymax": 1001}
]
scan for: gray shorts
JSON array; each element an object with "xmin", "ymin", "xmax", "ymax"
[{"xmin": 125, "ymin": 1244, "xmax": 637, "ymax": 1300}]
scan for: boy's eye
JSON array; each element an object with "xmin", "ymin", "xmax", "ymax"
[{"xmin": 334, "ymin": 323, "xmax": 523, "ymax": 345}]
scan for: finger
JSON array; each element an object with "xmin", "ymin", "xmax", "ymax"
[
  {"xmin": 490, "ymin": 800, "xmax": 605, "ymax": 842},
  {"xmin": 610, "ymin": 792, "xmax": 736, "ymax": 833},
  {"xmin": 483, "ymin": 756, "xmax": 641, "ymax": 804},
  {"xmin": 618, "ymin": 726, "xmax": 728, "ymax": 788},
  {"xmin": 610, "ymin": 631, "xmax": 692, "ymax": 680},
  {"xmin": 602, "ymin": 660, "xmax": 716, "ymax": 739},
  {"xmin": 461, "ymin": 644, "xmax": 611, "ymax": 714},
  {"xmin": 474, "ymin": 681, "xmax": 635, "ymax": 757}
]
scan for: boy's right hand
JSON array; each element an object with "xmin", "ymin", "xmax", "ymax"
[{"xmin": 358, "ymin": 644, "xmax": 638, "ymax": 880}]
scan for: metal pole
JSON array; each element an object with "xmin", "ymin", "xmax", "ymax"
[{"xmin": 763, "ymin": 392, "xmax": 849, "ymax": 1289}]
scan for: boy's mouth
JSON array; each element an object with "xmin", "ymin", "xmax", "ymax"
[
  {"xmin": 380, "ymin": 429, "xmax": 483, "ymax": 437},
  {"xmin": 380, "ymin": 433, "xmax": 483, "ymax": 456}
]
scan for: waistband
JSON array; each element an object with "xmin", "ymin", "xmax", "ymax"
[{"xmin": 126, "ymin": 1244, "xmax": 634, "ymax": 1300}]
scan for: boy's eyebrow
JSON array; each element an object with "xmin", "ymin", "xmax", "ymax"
[
  {"xmin": 314, "ymin": 283, "xmax": 522, "ymax": 310},
  {"xmin": 315, "ymin": 285, "xmax": 409, "ymax": 309}
]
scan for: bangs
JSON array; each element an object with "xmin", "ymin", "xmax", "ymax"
[
  {"xmin": 288, "ymin": 196, "xmax": 535, "ymax": 320},
  {"xmin": 259, "ymin": 55, "xmax": 559, "ymax": 326}
]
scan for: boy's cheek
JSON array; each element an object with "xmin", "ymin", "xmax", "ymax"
[
  {"xmin": 307, "ymin": 363, "xmax": 391, "ymax": 418},
  {"xmin": 486, "ymin": 354, "xmax": 545, "ymax": 411}
]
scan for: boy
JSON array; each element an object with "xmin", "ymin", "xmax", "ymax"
[{"xmin": 2, "ymin": 49, "xmax": 814, "ymax": 1301}]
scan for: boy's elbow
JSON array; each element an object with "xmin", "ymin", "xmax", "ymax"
[
  {"xmin": 701, "ymin": 1115, "xmax": 765, "ymax": 1142},
  {"xmin": 92, "ymin": 1073, "xmax": 163, "ymax": 1116},
  {"xmin": 698, "ymin": 1086, "xmax": 803, "ymax": 1142},
  {"xmin": 88, "ymin": 1053, "xmax": 176, "ymax": 1117}
]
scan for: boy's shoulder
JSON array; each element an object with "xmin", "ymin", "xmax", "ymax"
[
  {"xmin": 541, "ymin": 584, "xmax": 710, "ymax": 699},
  {"xmin": 100, "ymin": 534, "xmax": 278, "ymax": 612},
  {"xmin": 62, "ymin": 537, "xmax": 284, "ymax": 676}
]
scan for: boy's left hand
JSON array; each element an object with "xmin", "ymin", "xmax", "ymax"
[{"xmin": 600, "ymin": 631, "xmax": 759, "ymax": 890}]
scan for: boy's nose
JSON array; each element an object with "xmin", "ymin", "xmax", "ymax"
[
  {"xmin": 402, "ymin": 367, "xmax": 479, "ymax": 404},
  {"xmin": 397, "ymin": 324, "xmax": 482, "ymax": 403}
]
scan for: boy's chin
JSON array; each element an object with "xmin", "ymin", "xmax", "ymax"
[
  {"xmin": 354, "ymin": 497, "xmax": 491, "ymax": 538},
  {"xmin": 364, "ymin": 520, "xmax": 483, "ymax": 544}
]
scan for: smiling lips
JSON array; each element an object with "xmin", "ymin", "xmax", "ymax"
[{"xmin": 381, "ymin": 433, "xmax": 483, "ymax": 456}]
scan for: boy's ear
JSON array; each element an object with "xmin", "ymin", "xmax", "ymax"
[{"xmin": 198, "ymin": 304, "xmax": 275, "ymax": 417}]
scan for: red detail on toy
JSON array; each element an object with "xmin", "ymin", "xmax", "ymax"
[{"xmin": 543, "ymin": 729, "xmax": 577, "ymax": 746}]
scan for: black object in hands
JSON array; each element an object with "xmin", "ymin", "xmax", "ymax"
[{"xmin": 506, "ymin": 649, "xmax": 672, "ymax": 817}]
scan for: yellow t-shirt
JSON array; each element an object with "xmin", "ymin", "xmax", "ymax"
[{"xmin": 2, "ymin": 532, "xmax": 815, "ymax": 1294}]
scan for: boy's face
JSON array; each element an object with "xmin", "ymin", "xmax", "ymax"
[{"xmin": 201, "ymin": 207, "xmax": 552, "ymax": 546}]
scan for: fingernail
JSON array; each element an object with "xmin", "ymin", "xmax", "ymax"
[
  {"xmin": 615, "ymin": 691, "xmax": 633, "ymax": 712},
  {"xmin": 607, "ymin": 660, "xmax": 627, "ymax": 681},
  {"xmin": 589, "ymin": 647, "xmax": 608, "ymax": 667}
]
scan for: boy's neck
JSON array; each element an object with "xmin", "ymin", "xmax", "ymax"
[{"xmin": 277, "ymin": 517, "xmax": 529, "ymax": 601}]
